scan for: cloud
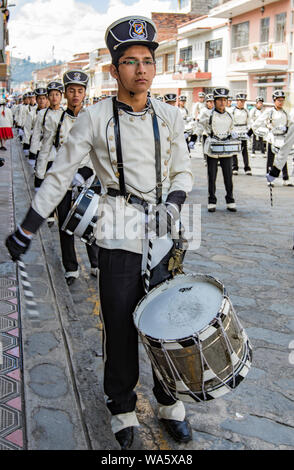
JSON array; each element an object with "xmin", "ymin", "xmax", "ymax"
[{"xmin": 9, "ymin": 0, "xmax": 174, "ymax": 62}]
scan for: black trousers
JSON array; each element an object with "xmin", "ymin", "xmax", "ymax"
[
  {"xmin": 56, "ymin": 190, "xmax": 98, "ymax": 273},
  {"xmin": 252, "ymin": 134, "xmax": 265, "ymax": 154},
  {"xmin": 267, "ymin": 144, "xmax": 289, "ymax": 180},
  {"xmin": 232, "ymin": 140, "xmax": 251, "ymax": 172},
  {"xmin": 207, "ymin": 156, "xmax": 234, "ymax": 205},
  {"xmin": 98, "ymin": 248, "xmax": 176, "ymax": 416}
]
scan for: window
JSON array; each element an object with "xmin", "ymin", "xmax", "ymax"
[
  {"xmin": 232, "ymin": 21, "xmax": 249, "ymax": 49},
  {"xmin": 156, "ymin": 56, "xmax": 163, "ymax": 74},
  {"xmin": 275, "ymin": 13, "xmax": 287, "ymax": 43},
  {"xmin": 259, "ymin": 87, "xmax": 267, "ymax": 101},
  {"xmin": 179, "ymin": 46, "xmax": 192, "ymax": 64},
  {"xmin": 166, "ymin": 53, "xmax": 175, "ymax": 72},
  {"xmin": 205, "ymin": 39, "xmax": 223, "ymax": 58},
  {"xmin": 260, "ymin": 17, "xmax": 270, "ymax": 43}
]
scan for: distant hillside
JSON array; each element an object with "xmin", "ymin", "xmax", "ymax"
[{"xmin": 10, "ymin": 57, "xmax": 63, "ymax": 85}]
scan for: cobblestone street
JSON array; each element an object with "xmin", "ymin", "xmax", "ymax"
[{"xmin": 1, "ymin": 137, "xmax": 294, "ymax": 450}]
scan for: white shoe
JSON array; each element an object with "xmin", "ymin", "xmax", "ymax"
[
  {"xmin": 90, "ymin": 267, "xmax": 98, "ymax": 278},
  {"xmin": 207, "ymin": 204, "xmax": 216, "ymax": 213},
  {"xmin": 233, "ymin": 170, "xmax": 238, "ymax": 175},
  {"xmin": 227, "ymin": 203, "xmax": 237, "ymax": 212},
  {"xmin": 245, "ymin": 170, "xmax": 252, "ymax": 175},
  {"xmin": 267, "ymin": 182, "xmax": 274, "ymax": 187},
  {"xmin": 283, "ymin": 180, "xmax": 294, "ymax": 186}
]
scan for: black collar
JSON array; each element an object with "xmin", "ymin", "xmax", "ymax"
[
  {"xmin": 116, "ymin": 98, "xmax": 151, "ymax": 113},
  {"xmin": 66, "ymin": 108, "xmax": 76, "ymax": 117}
]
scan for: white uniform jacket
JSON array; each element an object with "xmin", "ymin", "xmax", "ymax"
[
  {"xmin": 231, "ymin": 107, "xmax": 250, "ymax": 138},
  {"xmin": 17, "ymin": 104, "xmax": 30, "ymax": 128},
  {"xmin": 31, "ymin": 98, "xmax": 193, "ymax": 254},
  {"xmin": 23, "ymin": 106, "xmax": 39, "ymax": 145},
  {"xmin": 35, "ymin": 108, "xmax": 64, "ymax": 178},
  {"xmin": 249, "ymin": 106, "xmax": 264, "ymax": 129},
  {"xmin": 272, "ymin": 123, "xmax": 294, "ymax": 171},
  {"xmin": 0, "ymin": 106, "xmax": 13, "ymax": 128},
  {"xmin": 197, "ymin": 108, "xmax": 234, "ymax": 158},
  {"xmin": 252, "ymin": 107, "xmax": 290, "ymax": 145}
]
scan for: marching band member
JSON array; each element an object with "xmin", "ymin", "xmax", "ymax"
[
  {"xmin": 253, "ymin": 89, "xmax": 292, "ymax": 186},
  {"xmin": 164, "ymin": 93, "xmax": 177, "ymax": 106},
  {"xmin": 267, "ymin": 121, "xmax": 294, "ymax": 186},
  {"xmin": 178, "ymin": 95, "xmax": 189, "ymax": 120},
  {"xmin": 194, "ymin": 91, "xmax": 205, "ymax": 120},
  {"xmin": 6, "ymin": 15, "xmax": 193, "ymax": 450},
  {"xmin": 16, "ymin": 93, "xmax": 30, "ymax": 141},
  {"xmin": 0, "ymin": 98, "xmax": 13, "ymax": 150},
  {"xmin": 249, "ymin": 97, "xmax": 266, "ymax": 157},
  {"xmin": 34, "ymin": 81, "xmax": 64, "ymax": 192},
  {"xmin": 48, "ymin": 69, "xmax": 98, "ymax": 285},
  {"xmin": 198, "ymin": 88, "xmax": 237, "ymax": 213},
  {"xmin": 197, "ymin": 93, "xmax": 214, "ymax": 159},
  {"xmin": 231, "ymin": 93, "xmax": 252, "ymax": 175},
  {"xmin": 23, "ymin": 87, "xmax": 48, "ymax": 162},
  {"xmin": 226, "ymin": 95, "xmax": 234, "ymax": 114}
]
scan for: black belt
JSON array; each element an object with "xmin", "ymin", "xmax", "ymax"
[{"xmin": 107, "ymin": 188, "xmax": 149, "ymax": 210}]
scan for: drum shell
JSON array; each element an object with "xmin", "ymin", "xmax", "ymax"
[{"xmin": 134, "ymin": 274, "xmax": 252, "ymax": 403}]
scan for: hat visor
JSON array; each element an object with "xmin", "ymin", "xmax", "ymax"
[{"xmin": 113, "ymin": 39, "xmax": 159, "ymax": 52}]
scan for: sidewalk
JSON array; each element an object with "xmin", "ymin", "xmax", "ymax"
[{"xmin": 1, "ymin": 137, "xmax": 294, "ymax": 450}]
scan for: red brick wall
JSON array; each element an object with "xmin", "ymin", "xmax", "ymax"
[{"xmin": 152, "ymin": 12, "xmax": 199, "ymax": 42}]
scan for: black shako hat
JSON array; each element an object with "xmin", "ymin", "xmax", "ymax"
[
  {"xmin": 213, "ymin": 88, "xmax": 230, "ymax": 99},
  {"xmin": 236, "ymin": 93, "xmax": 247, "ymax": 100},
  {"xmin": 105, "ymin": 15, "xmax": 159, "ymax": 62},
  {"xmin": 63, "ymin": 70, "xmax": 89, "ymax": 89},
  {"xmin": 47, "ymin": 81, "xmax": 64, "ymax": 94},
  {"xmin": 164, "ymin": 93, "xmax": 177, "ymax": 102},
  {"xmin": 35, "ymin": 87, "xmax": 47, "ymax": 96}
]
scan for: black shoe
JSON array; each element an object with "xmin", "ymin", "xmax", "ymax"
[
  {"xmin": 0, "ymin": 157, "xmax": 5, "ymax": 167},
  {"xmin": 115, "ymin": 427, "xmax": 134, "ymax": 450},
  {"xmin": 160, "ymin": 418, "xmax": 192, "ymax": 443},
  {"xmin": 66, "ymin": 277, "xmax": 76, "ymax": 286}
]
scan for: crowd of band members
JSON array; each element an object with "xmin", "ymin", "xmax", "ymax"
[{"xmin": 3, "ymin": 85, "xmax": 293, "ymax": 218}]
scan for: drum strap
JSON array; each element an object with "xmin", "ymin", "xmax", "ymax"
[
  {"xmin": 42, "ymin": 107, "xmax": 50, "ymax": 127},
  {"xmin": 53, "ymin": 110, "xmax": 66, "ymax": 149},
  {"xmin": 112, "ymin": 97, "xmax": 162, "ymax": 204}
]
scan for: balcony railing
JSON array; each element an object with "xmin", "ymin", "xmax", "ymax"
[{"xmin": 231, "ymin": 42, "xmax": 288, "ymax": 64}]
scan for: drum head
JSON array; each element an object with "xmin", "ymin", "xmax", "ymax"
[{"xmin": 134, "ymin": 274, "xmax": 224, "ymax": 341}]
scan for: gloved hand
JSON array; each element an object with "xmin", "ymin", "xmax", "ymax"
[
  {"xmin": 231, "ymin": 131, "xmax": 239, "ymax": 139},
  {"xmin": 5, "ymin": 226, "xmax": 32, "ymax": 262},
  {"xmin": 266, "ymin": 173, "xmax": 275, "ymax": 184},
  {"xmin": 71, "ymin": 172, "xmax": 85, "ymax": 188},
  {"xmin": 147, "ymin": 203, "xmax": 179, "ymax": 238}
]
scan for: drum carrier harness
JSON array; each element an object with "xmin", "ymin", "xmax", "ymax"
[{"xmin": 109, "ymin": 97, "xmax": 185, "ymax": 282}]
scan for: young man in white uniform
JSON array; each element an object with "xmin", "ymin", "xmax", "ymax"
[{"xmin": 6, "ymin": 16, "xmax": 193, "ymax": 449}]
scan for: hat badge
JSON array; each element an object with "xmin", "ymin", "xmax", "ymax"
[
  {"xmin": 129, "ymin": 20, "xmax": 147, "ymax": 39},
  {"xmin": 73, "ymin": 72, "xmax": 81, "ymax": 81}
]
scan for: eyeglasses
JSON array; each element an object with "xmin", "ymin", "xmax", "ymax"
[{"xmin": 118, "ymin": 60, "xmax": 156, "ymax": 68}]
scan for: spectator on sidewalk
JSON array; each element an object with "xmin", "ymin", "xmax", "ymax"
[{"xmin": 0, "ymin": 98, "xmax": 13, "ymax": 151}]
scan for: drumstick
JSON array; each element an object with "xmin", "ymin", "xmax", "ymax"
[
  {"xmin": 17, "ymin": 259, "xmax": 40, "ymax": 325},
  {"xmin": 269, "ymin": 183, "xmax": 273, "ymax": 207},
  {"xmin": 144, "ymin": 204, "xmax": 153, "ymax": 294}
]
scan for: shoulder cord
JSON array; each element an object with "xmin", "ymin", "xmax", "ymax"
[
  {"xmin": 112, "ymin": 97, "xmax": 162, "ymax": 204},
  {"xmin": 53, "ymin": 110, "xmax": 66, "ymax": 149},
  {"xmin": 42, "ymin": 107, "xmax": 50, "ymax": 127}
]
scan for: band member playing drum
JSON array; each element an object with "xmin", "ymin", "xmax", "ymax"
[
  {"xmin": 197, "ymin": 88, "xmax": 238, "ymax": 213},
  {"xmin": 253, "ymin": 90, "xmax": 293, "ymax": 186},
  {"xmin": 6, "ymin": 16, "xmax": 193, "ymax": 449}
]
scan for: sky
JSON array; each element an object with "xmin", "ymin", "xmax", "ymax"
[{"xmin": 8, "ymin": 0, "xmax": 179, "ymax": 62}]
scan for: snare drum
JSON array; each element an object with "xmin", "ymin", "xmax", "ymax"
[
  {"xmin": 61, "ymin": 186, "xmax": 99, "ymax": 245},
  {"xmin": 208, "ymin": 138, "xmax": 241, "ymax": 156},
  {"xmin": 134, "ymin": 273, "xmax": 252, "ymax": 403}
]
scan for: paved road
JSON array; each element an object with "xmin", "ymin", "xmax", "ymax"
[{"xmin": 2, "ymin": 137, "xmax": 294, "ymax": 450}]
